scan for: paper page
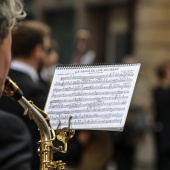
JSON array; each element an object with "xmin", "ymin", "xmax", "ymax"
[{"xmin": 44, "ymin": 64, "xmax": 141, "ymax": 131}]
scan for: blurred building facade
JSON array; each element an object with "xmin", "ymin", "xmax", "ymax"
[
  {"xmin": 25, "ymin": 0, "xmax": 134, "ymax": 64},
  {"xmin": 24, "ymin": 0, "xmax": 170, "ymax": 169}
]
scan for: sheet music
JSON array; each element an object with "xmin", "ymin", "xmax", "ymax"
[{"xmin": 44, "ymin": 64, "xmax": 141, "ymax": 131}]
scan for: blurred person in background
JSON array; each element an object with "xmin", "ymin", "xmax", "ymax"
[
  {"xmin": 111, "ymin": 56, "xmax": 147, "ymax": 170},
  {"xmin": 0, "ymin": 22, "xmax": 51, "ymax": 170},
  {"xmin": 153, "ymin": 61, "xmax": 170, "ymax": 170},
  {"xmin": 0, "ymin": 0, "xmax": 32, "ymax": 170},
  {"xmin": 23, "ymin": 20, "xmax": 59, "ymax": 87},
  {"xmin": 39, "ymin": 39, "xmax": 59, "ymax": 87},
  {"xmin": 71, "ymin": 29, "xmax": 96, "ymax": 65},
  {"xmin": 112, "ymin": 105, "xmax": 146, "ymax": 170},
  {"xmin": 68, "ymin": 29, "xmax": 112, "ymax": 170},
  {"xmin": 77, "ymin": 130, "xmax": 113, "ymax": 170}
]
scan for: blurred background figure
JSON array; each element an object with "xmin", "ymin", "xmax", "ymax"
[
  {"xmin": 40, "ymin": 39, "xmax": 59, "ymax": 86},
  {"xmin": 71, "ymin": 29, "xmax": 96, "ymax": 65},
  {"xmin": 0, "ymin": 21, "xmax": 51, "ymax": 170},
  {"xmin": 152, "ymin": 61, "xmax": 170, "ymax": 170},
  {"xmin": 67, "ymin": 29, "xmax": 112, "ymax": 170},
  {"xmin": 110, "ymin": 56, "xmax": 147, "ymax": 170},
  {"xmin": 68, "ymin": 29, "xmax": 112, "ymax": 170},
  {"xmin": 23, "ymin": 20, "xmax": 58, "ymax": 87},
  {"xmin": 111, "ymin": 105, "xmax": 146, "ymax": 170},
  {"xmin": 77, "ymin": 130, "xmax": 113, "ymax": 170}
]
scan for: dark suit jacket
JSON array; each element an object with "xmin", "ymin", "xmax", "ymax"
[
  {"xmin": 153, "ymin": 86, "xmax": 170, "ymax": 152},
  {"xmin": 0, "ymin": 110, "xmax": 32, "ymax": 170},
  {"xmin": 0, "ymin": 69, "xmax": 49, "ymax": 170}
]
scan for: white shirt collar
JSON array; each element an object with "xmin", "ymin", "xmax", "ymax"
[{"xmin": 10, "ymin": 60, "xmax": 39, "ymax": 83}]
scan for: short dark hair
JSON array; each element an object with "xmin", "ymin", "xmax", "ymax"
[
  {"xmin": 0, "ymin": 0, "xmax": 26, "ymax": 41},
  {"xmin": 156, "ymin": 61, "xmax": 170, "ymax": 80},
  {"xmin": 12, "ymin": 25, "xmax": 44, "ymax": 58}
]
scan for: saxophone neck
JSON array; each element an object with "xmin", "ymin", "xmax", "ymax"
[
  {"xmin": 3, "ymin": 76, "xmax": 51, "ymax": 141},
  {"xmin": 19, "ymin": 96, "xmax": 51, "ymax": 141}
]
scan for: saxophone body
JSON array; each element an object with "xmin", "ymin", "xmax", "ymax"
[{"xmin": 3, "ymin": 77, "xmax": 74, "ymax": 170}]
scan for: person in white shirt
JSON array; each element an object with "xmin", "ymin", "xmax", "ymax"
[{"xmin": 71, "ymin": 29, "xmax": 96, "ymax": 65}]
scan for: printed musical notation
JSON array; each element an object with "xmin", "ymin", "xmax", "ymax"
[{"xmin": 44, "ymin": 64, "xmax": 141, "ymax": 131}]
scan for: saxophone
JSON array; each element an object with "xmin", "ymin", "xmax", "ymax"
[{"xmin": 3, "ymin": 77, "xmax": 75, "ymax": 170}]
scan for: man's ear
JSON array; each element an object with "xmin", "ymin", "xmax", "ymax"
[{"xmin": 31, "ymin": 45, "xmax": 43, "ymax": 59}]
